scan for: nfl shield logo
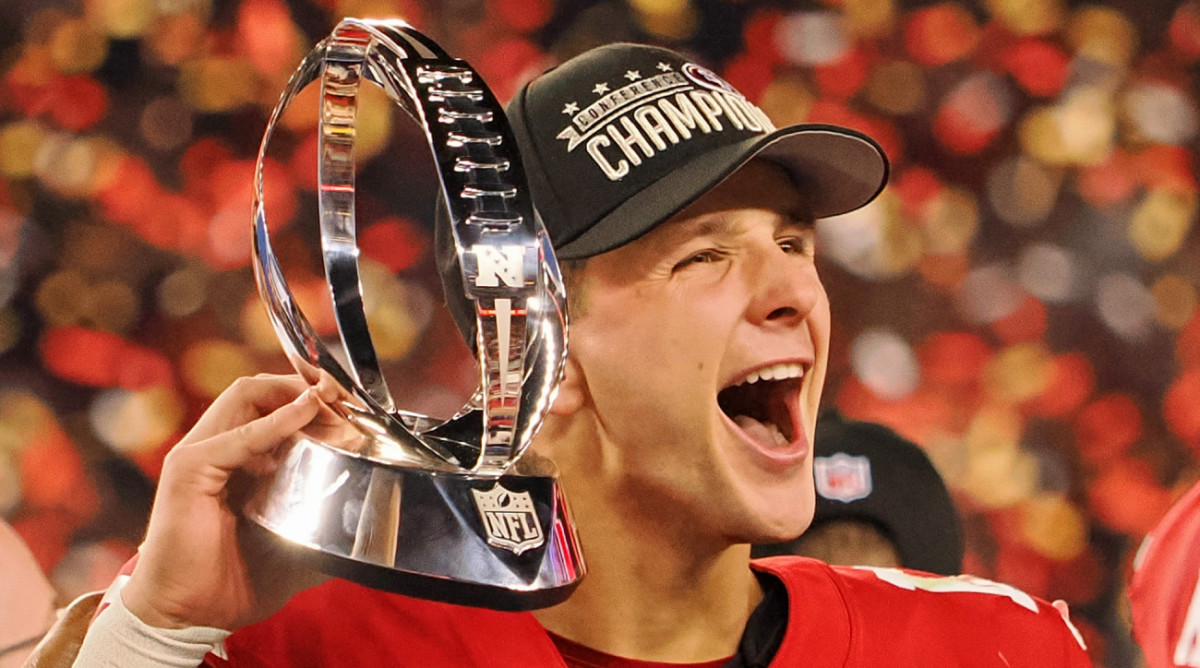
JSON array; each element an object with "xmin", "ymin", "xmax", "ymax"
[
  {"xmin": 471, "ymin": 484, "xmax": 546, "ymax": 555},
  {"xmin": 814, "ymin": 453, "xmax": 873, "ymax": 503}
]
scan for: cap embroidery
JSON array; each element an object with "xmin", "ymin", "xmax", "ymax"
[{"xmin": 554, "ymin": 62, "xmax": 776, "ymax": 181}]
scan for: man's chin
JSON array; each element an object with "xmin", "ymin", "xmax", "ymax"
[{"xmin": 741, "ymin": 505, "xmax": 815, "ymax": 546}]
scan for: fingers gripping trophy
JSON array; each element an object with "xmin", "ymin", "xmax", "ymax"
[{"xmin": 244, "ymin": 18, "xmax": 585, "ymax": 611}]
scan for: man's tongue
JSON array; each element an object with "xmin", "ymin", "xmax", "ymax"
[{"xmin": 733, "ymin": 415, "xmax": 788, "ymax": 448}]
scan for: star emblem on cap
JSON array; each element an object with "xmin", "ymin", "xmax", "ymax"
[
  {"xmin": 656, "ymin": 62, "xmax": 672, "ymax": 71},
  {"xmin": 562, "ymin": 102, "xmax": 579, "ymax": 115},
  {"xmin": 624, "ymin": 70, "xmax": 641, "ymax": 81},
  {"xmin": 592, "ymin": 82, "xmax": 610, "ymax": 95}
]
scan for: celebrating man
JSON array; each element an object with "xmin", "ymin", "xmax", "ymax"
[{"xmin": 56, "ymin": 41, "xmax": 1091, "ymax": 667}]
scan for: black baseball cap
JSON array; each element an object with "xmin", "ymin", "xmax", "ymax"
[
  {"xmin": 437, "ymin": 42, "xmax": 889, "ymax": 346},
  {"xmin": 505, "ymin": 42, "xmax": 889, "ymax": 260},
  {"xmin": 755, "ymin": 410, "xmax": 964, "ymax": 576}
]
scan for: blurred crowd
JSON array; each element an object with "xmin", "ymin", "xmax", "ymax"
[{"xmin": 0, "ymin": 1, "xmax": 1197, "ymax": 666}]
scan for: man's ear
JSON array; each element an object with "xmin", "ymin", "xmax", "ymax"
[{"xmin": 549, "ymin": 355, "xmax": 587, "ymax": 415}]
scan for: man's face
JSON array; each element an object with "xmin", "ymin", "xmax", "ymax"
[{"xmin": 556, "ymin": 160, "xmax": 828, "ymax": 546}]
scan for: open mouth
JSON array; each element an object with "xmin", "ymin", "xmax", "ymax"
[{"xmin": 717, "ymin": 362, "xmax": 803, "ymax": 448}]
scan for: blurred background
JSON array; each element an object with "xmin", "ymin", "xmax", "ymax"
[{"xmin": 0, "ymin": 0, "xmax": 1196, "ymax": 665}]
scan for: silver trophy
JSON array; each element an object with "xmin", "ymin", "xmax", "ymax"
[{"xmin": 242, "ymin": 18, "xmax": 585, "ymax": 610}]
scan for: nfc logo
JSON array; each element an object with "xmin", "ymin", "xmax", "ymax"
[{"xmin": 472, "ymin": 244, "xmax": 526, "ymax": 287}]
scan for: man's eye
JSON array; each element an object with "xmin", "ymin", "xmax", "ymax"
[
  {"xmin": 673, "ymin": 250, "xmax": 722, "ymax": 271},
  {"xmin": 779, "ymin": 235, "xmax": 814, "ymax": 256}
]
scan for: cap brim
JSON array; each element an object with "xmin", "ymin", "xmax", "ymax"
[{"xmin": 554, "ymin": 124, "xmax": 889, "ymax": 260}]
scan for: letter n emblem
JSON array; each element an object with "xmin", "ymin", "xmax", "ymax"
[{"xmin": 472, "ymin": 244, "xmax": 525, "ymax": 287}]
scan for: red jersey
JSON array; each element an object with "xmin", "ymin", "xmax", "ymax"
[
  {"xmin": 207, "ymin": 556, "xmax": 1091, "ymax": 667},
  {"xmin": 1129, "ymin": 478, "xmax": 1200, "ymax": 668}
]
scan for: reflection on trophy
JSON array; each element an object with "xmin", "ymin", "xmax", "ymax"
[{"xmin": 242, "ymin": 18, "xmax": 585, "ymax": 611}]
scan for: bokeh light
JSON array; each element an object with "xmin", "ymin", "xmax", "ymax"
[
  {"xmin": 1095, "ymin": 273, "xmax": 1157, "ymax": 342},
  {"xmin": 1016, "ymin": 243, "xmax": 1077, "ymax": 303},
  {"xmin": 850, "ymin": 328, "xmax": 920, "ymax": 400},
  {"xmin": 1127, "ymin": 188, "xmax": 1195, "ymax": 262},
  {"xmin": 180, "ymin": 339, "xmax": 257, "ymax": 399},
  {"xmin": 1151, "ymin": 274, "xmax": 1197, "ymax": 330},
  {"xmin": 985, "ymin": 0, "xmax": 1064, "ymax": 36},
  {"xmin": 1021, "ymin": 494, "xmax": 1088, "ymax": 562},
  {"xmin": 89, "ymin": 387, "xmax": 185, "ymax": 454},
  {"xmin": 956, "ymin": 264, "xmax": 1024, "ymax": 325},
  {"xmin": 986, "ymin": 155, "xmax": 1062, "ymax": 228},
  {"xmin": 777, "ymin": 11, "xmax": 848, "ymax": 67}
]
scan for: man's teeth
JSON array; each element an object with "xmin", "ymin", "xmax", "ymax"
[
  {"xmin": 733, "ymin": 415, "xmax": 790, "ymax": 447},
  {"xmin": 737, "ymin": 362, "xmax": 804, "ymax": 386}
]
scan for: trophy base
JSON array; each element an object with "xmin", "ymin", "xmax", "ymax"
[{"xmin": 244, "ymin": 433, "xmax": 586, "ymax": 611}]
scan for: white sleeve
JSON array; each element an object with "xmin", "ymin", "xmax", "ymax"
[{"xmin": 71, "ymin": 584, "xmax": 231, "ymax": 668}]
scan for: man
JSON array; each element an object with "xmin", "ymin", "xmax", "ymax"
[
  {"xmin": 0, "ymin": 520, "xmax": 57, "ymax": 668},
  {"xmin": 59, "ymin": 43, "xmax": 1090, "ymax": 666},
  {"xmin": 753, "ymin": 410, "xmax": 964, "ymax": 576},
  {"xmin": 1129, "ymin": 476, "xmax": 1200, "ymax": 668}
]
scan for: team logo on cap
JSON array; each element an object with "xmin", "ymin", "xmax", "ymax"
[
  {"xmin": 814, "ymin": 453, "xmax": 873, "ymax": 503},
  {"xmin": 681, "ymin": 63, "xmax": 739, "ymax": 96},
  {"xmin": 472, "ymin": 484, "xmax": 545, "ymax": 554},
  {"xmin": 555, "ymin": 60, "xmax": 776, "ymax": 181}
]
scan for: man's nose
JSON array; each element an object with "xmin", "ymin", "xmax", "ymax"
[{"xmin": 746, "ymin": 245, "xmax": 822, "ymax": 327}]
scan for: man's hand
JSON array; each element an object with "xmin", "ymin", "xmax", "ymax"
[{"xmin": 122, "ymin": 374, "xmax": 339, "ymax": 632}]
